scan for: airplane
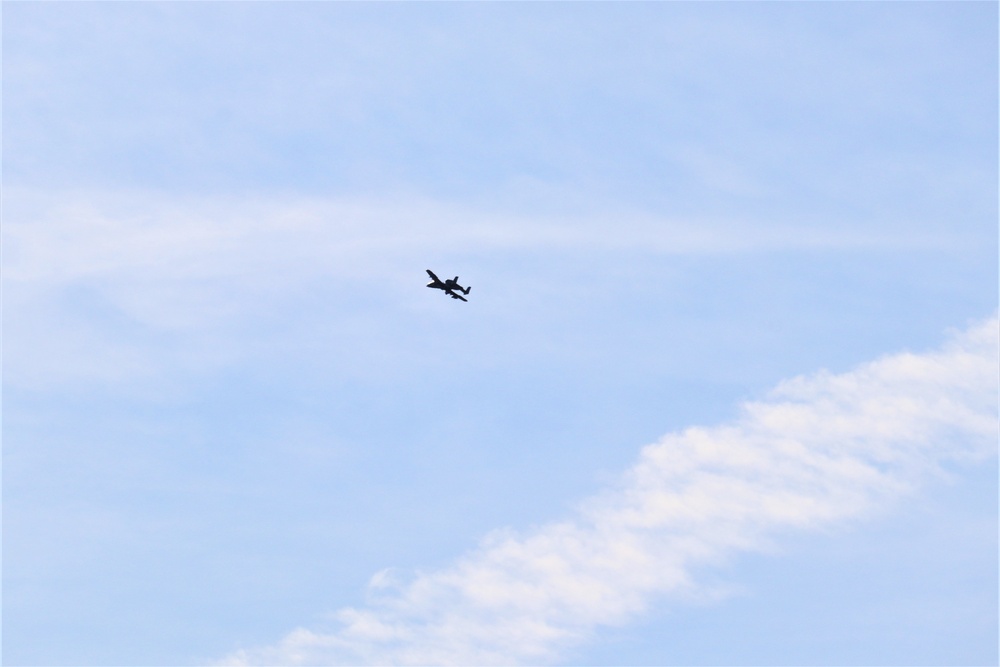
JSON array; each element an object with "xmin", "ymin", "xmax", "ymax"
[{"xmin": 426, "ymin": 269, "xmax": 471, "ymax": 302}]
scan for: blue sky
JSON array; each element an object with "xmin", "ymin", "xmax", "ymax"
[{"xmin": 2, "ymin": 3, "xmax": 997, "ymax": 665}]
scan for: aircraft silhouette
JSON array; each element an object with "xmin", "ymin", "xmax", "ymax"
[{"xmin": 426, "ymin": 269, "xmax": 471, "ymax": 302}]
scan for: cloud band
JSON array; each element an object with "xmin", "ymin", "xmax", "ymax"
[{"xmin": 222, "ymin": 316, "xmax": 998, "ymax": 666}]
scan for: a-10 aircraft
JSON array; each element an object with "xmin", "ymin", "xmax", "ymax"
[{"xmin": 426, "ymin": 269, "xmax": 471, "ymax": 302}]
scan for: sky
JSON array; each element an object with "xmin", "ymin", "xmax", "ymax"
[{"xmin": 2, "ymin": 3, "xmax": 997, "ymax": 666}]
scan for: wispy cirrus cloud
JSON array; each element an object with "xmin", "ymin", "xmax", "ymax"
[
  {"xmin": 6, "ymin": 187, "xmax": 950, "ymax": 289},
  {"xmin": 220, "ymin": 316, "xmax": 998, "ymax": 666},
  {"xmin": 7, "ymin": 187, "xmax": 960, "ymax": 392}
]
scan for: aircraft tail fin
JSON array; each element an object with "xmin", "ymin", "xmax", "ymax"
[{"xmin": 464, "ymin": 286, "xmax": 471, "ymax": 294}]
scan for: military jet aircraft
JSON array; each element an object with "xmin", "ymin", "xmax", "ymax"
[{"xmin": 426, "ymin": 269, "xmax": 471, "ymax": 302}]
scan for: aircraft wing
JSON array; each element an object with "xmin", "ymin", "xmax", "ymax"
[
  {"xmin": 426, "ymin": 269, "xmax": 441, "ymax": 282},
  {"xmin": 449, "ymin": 292, "xmax": 468, "ymax": 302}
]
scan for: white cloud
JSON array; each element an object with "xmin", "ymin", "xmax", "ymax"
[{"xmin": 219, "ymin": 316, "xmax": 998, "ymax": 666}]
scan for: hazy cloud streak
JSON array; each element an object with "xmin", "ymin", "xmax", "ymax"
[
  {"xmin": 222, "ymin": 316, "xmax": 998, "ymax": 665},
  {"xmin": 6, "ymin": 187, "xmax": 958, "ymax": 391}
]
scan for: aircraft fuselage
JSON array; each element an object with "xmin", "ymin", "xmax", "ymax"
[{"xmin": 426, "ymin": 269, "xmax": 471, "ymax": 302}]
